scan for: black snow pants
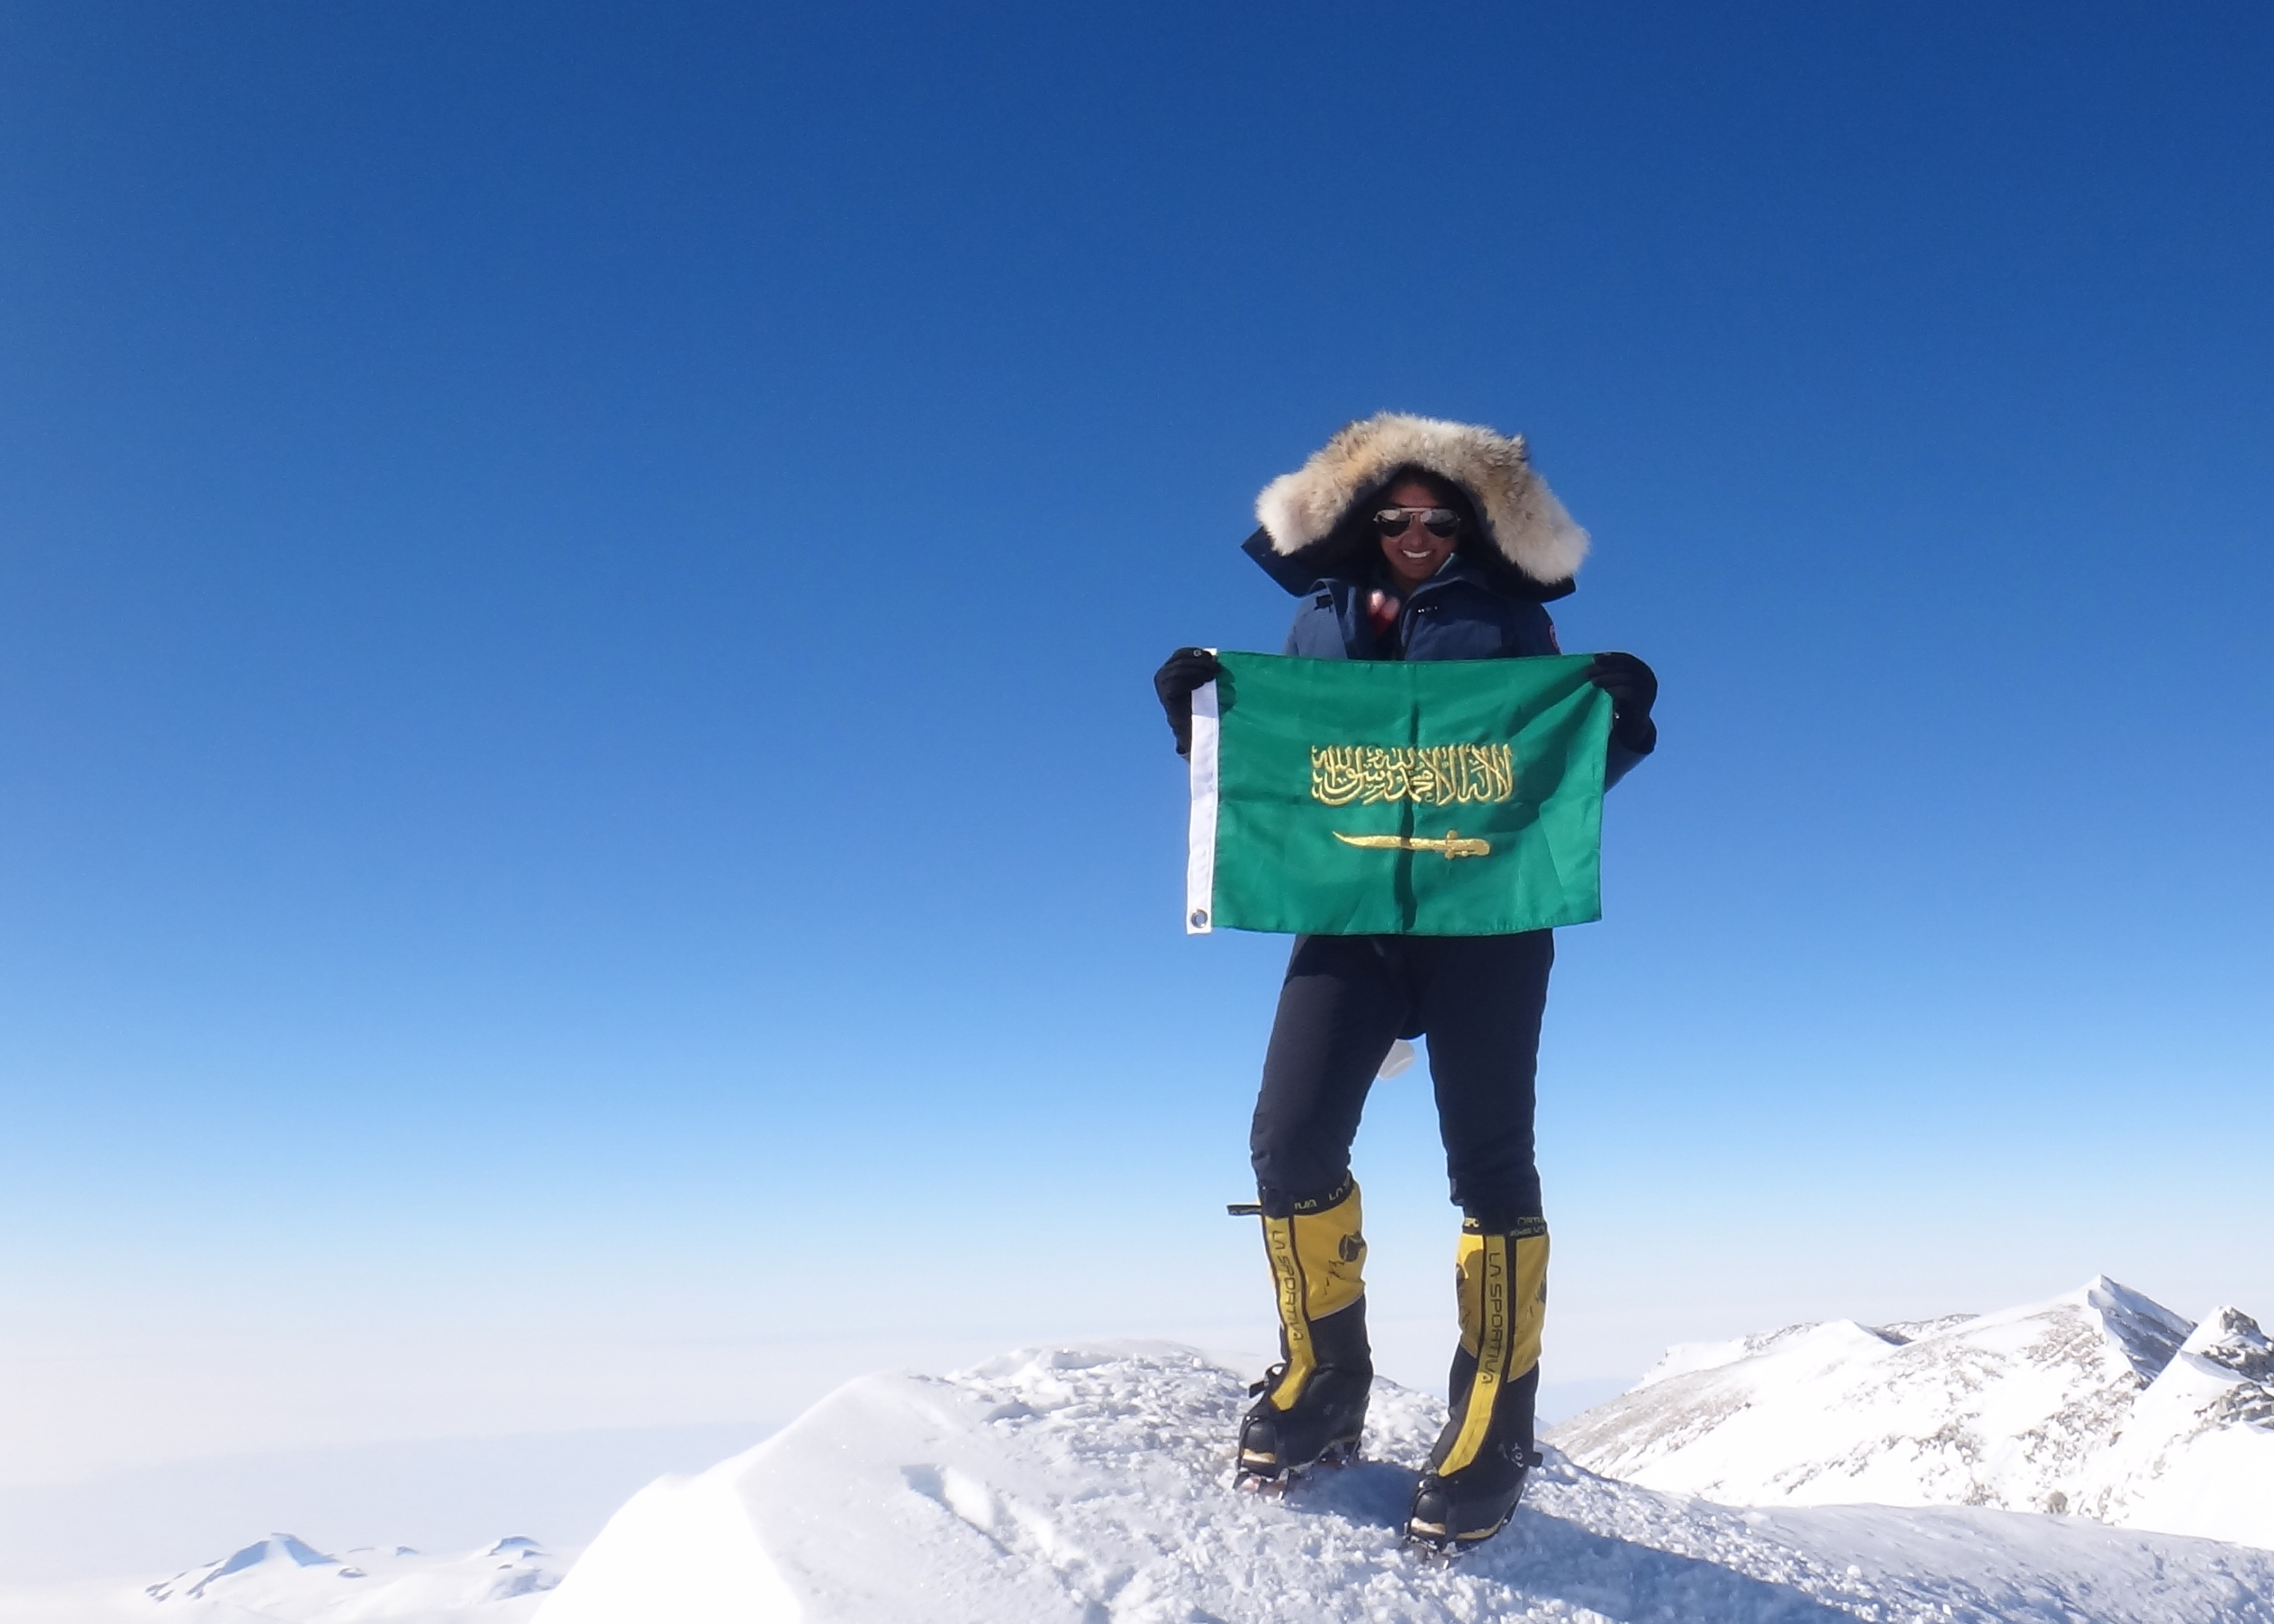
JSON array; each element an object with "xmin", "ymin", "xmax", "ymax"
[{"xmin": 1249, "ymin": 930, "xmax": 1553, "ymax": 1230}]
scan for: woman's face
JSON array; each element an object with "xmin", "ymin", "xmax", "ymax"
[{"xmin": 1376, "ymin": 478, "xmax": 1459, "ymax": 589}]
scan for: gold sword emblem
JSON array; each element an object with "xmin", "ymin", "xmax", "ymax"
[{"xmin": 1333, "ymin": 829, "xmax": 1492, "ymax": 859}]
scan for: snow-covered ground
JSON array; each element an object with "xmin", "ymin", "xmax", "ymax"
[
  {"xmin": 536, "ymin": 1341, "xmax": 2274, "ymax": 1623},
  {"xmin": 0, "ymin": 1536, "xmax": 568, "ymax": 1624},
  {"xmin": 1551, "ymin": 1276, "xmax": 2274, "ymax": 1549},
  {"xmin": 15, "ymin": 1277, "xmax": 2271, "ymax": 1623}
]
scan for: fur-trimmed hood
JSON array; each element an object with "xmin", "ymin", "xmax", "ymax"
[{"xmin": 1247, "ymin": 412, "xmax": 1589, "ymax": 599}]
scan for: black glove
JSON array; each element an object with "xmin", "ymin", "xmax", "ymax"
[
  {"xmin": 1587, "ymin": 651, "xmax": 1658, "ymax": 755},
  {"xmin": 1153, "ymin": 647, "xmax": 1222, "ymax": 757}
]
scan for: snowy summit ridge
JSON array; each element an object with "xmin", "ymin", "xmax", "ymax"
[
  {"xmin": 39, "ymin": 1277, "xmax": 2264, "ymax": 1623},
  {"xmin": 538, "ymin": 1320, "xmax": 2274, "ymax": 1624},
  {"xmin": 1550, "ymin": 1276, "xmax": 2274, "ymax": 1549}
]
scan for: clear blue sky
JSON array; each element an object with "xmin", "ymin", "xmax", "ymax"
[{"xmin": 3, "ymin": 1, "xmax": 2270, "ymax": 1479}]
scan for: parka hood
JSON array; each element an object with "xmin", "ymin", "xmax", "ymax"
[{"xmin": 1245, "ymin": 412, "xmax": 1588, "ymax": 600}]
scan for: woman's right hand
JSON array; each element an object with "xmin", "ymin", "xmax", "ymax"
[{"xmin": 1153, "ymin": 647, "xmax": 1222, "ymax": 757}]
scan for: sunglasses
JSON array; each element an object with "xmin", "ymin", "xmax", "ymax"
[{"xmin": 1373, "ymin": 507, "xmax": 1462, "ymax": 539}]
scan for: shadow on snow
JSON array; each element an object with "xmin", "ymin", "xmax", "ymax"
[{"xmin": 1286, "ymin": 1460, "xmax": 1855, "ymax": 1624}]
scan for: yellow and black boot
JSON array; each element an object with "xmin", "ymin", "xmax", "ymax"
[
  {"xmin": 1405, "ymin": 1217, "xmax": 1548, "ymax": 1549},
  {"xmin": 1237, "ymin": 1179, "xmax": 1372, "ymax": 1485}
]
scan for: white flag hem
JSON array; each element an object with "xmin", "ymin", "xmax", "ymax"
[{"xmin": 1184, "ymin": 673, "xmax": 1219, "ymax": 935}]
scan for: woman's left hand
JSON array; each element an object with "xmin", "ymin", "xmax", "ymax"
[{"xmin": 1586, "ymin": 652, "xmax": 1658, "ymax": 754}]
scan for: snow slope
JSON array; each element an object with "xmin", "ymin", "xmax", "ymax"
[
  {"xmin": 536, "ymin": 1342, "xmax": 2274, "ymax": 1623},
  {"xmin": 0, "ymin": 1536, "xmax": 567, "ymax": 1624},
  {"xmin": 1550, "ymin": 1277, "xmax": 2274, "ymax": 1548}
]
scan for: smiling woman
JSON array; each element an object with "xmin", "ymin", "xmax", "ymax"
[{"xmin": 1373, "ymin": 474, "xmax": 1465, "ymax": 588}]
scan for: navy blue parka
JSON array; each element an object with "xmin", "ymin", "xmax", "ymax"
[{"xmin": 1240, "ymin": 529, "xmax": 1651, "ymax": 788}]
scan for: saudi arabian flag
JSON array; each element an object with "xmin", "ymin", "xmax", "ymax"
[{"xmin": 1186, "ymin": 652, "xmax": 1613, "ymax": 936}]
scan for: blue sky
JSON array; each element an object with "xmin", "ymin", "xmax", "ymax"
[{"xmin": 3, "ymin": 1, "xmax": 2271, "ymax": 1481}]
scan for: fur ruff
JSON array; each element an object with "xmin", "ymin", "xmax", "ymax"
[{"xmin": 1254, "ymin": 413, "xmax": 1589, "ymax": 587}]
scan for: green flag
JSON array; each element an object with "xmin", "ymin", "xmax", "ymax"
[{"xmin": 1186, "ymin": 652, "xmax": 1613, "ymax": 936}]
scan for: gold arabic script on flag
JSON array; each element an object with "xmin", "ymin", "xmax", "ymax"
[{"xmin": 1308, "ymin": 744, "xmax": 1515, "ymax": 808}]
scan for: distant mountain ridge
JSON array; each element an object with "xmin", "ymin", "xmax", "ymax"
[
  {"xmin": 136, "ymin": 1534, "xmax": 561, "ymax": 1621},
  {"xmin": 1549, "ymin": 1276, "xmax": 2274, "ymax": 1549}
]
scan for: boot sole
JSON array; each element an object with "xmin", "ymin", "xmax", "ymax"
[
  {"xmin": 1404, "ymin": 1467, "xmax": 1527, "ymax": 1553},
  {"xmin": 1402, "ymin": 1507, "xmax": 1514, "ymax": 1554},
  {"xmin": 1235, "ymin": 1435, "xmax": 1361, "ymax": 1491}
]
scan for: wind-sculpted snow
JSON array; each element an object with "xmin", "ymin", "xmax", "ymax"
[
  {"xmin": 1551, "ymin": 1276, "xmax": 2274, "ymax": 1549},
  {"xmin": 536, "ymin": 1341, "xmax": 2274, "ymax": 1623}
]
